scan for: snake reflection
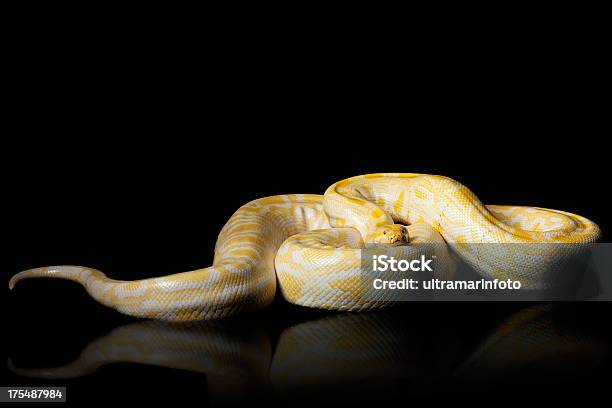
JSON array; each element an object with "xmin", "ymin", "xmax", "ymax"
[{"xmin": 9, "ymin": 305, "xmax": 609, "ymax": 398}]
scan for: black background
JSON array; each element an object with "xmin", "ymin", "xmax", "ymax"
[{"xmin": 2, "ymin": 8, "xmax": 611, "ymax": 406}]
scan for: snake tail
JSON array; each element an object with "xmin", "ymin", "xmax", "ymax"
[
  {"xmin": 8, "ymin": 265, "xmax": 266, "ymax": 320},
  {"xmin": 8, "ymin": 195, "xmax": 328, "ymax": 321}
]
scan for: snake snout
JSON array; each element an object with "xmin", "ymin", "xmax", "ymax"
[{"xmin": 383, "ymin": 225, "xmax": 409, "ymax": 244}]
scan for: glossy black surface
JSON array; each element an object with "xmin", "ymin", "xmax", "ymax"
[{"xmin": 3, "ymin": 297, "xmax": 612, "ymax": 405}]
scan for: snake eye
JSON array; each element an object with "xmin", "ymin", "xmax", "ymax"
[{"xmin": 383, "ymin": 231, "xmax": 386, "ymax": 235}]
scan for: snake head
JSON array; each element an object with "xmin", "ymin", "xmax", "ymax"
[{"xmin": 366, "ymin": 224, "xmax": 409, "ymax": 245}]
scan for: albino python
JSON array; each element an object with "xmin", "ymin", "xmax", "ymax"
[
  {"xmin": 9, "ymin": 173, "xmax": 601, "ymax": 321},
  {"xmin": 9, "ymin": 306, "xmax": 609, "ymax": 399}
]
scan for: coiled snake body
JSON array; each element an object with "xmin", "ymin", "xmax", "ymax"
[{"xmin": 9, "ymin": 174, "xmax": 601, "ymax": 321}]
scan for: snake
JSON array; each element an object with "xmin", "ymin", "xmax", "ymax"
[
  {"xmin": 8, "ymin": 173, "xmax": 601, "ymax": 321},
  {"xmin": 8, "ymin": 306, "xmax": 609, "ymax": 399}
]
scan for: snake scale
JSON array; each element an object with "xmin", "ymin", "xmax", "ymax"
[{"xmin": 9, "ymin": 173, "xmax": 601, "ymax": 321}]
